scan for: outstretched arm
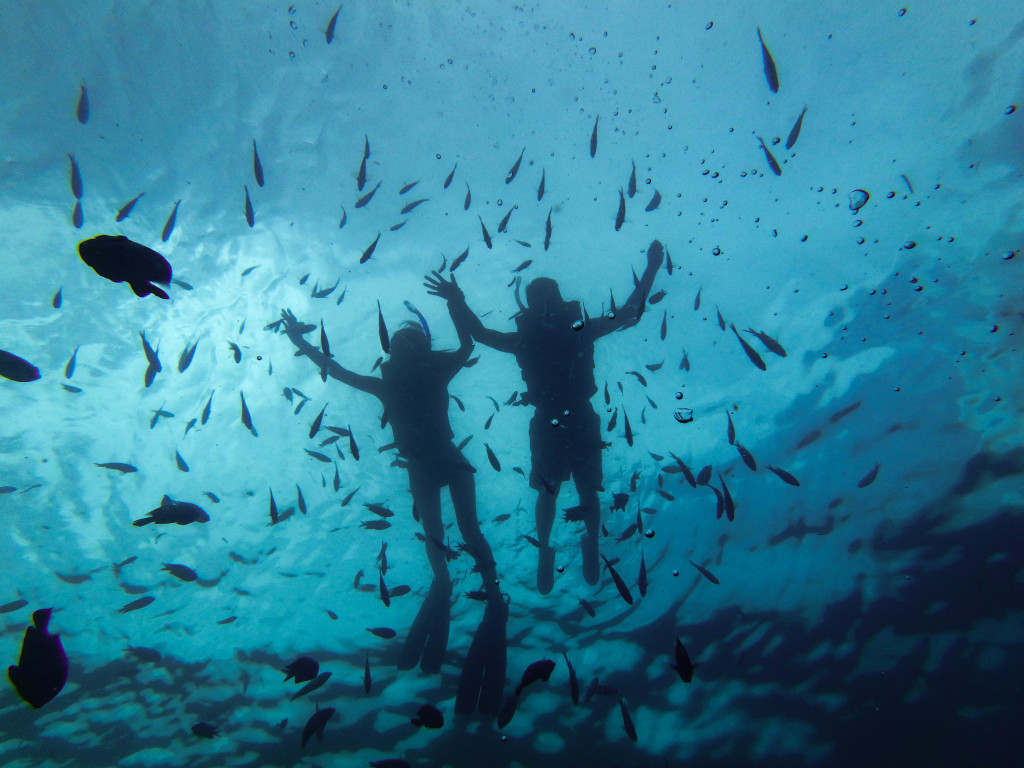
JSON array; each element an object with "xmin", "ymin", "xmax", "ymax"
[
  {"xmin": 424, "ymin": 271, "xmax": 517, "ymax": 354},
  {"xmin": 587, "ymin": 240, "xmax": 665, "ymax": 339},
  {"xmin": 279, "ymin": 309, "xmax": 384, "ymax": 399}
]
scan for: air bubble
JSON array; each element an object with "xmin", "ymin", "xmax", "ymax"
[
  {"xmin": 606, "ymin": 311, "xmax": 616, "ymax": 319},
  {"xmin": 572, "ymin": 320, "xmax": 584, "ymax": 331},
  {"xmin": 712, "ymin": 246, "xmax": 721, "ymax": 256},
  {"xmin": 705, "ymin": 21, "xmax": 714, "ymax": 30},
  {"xmin": 674, "ymin": 391, "xmax": 683, "ymax": 400},
  {"xmin": 550, "ymin": 418, "xmax": 559, "ymax": 427},
  {"xmin": 644, "ymin": 529, "xmax": 655, "ymax": 538},
  {"xmin": 903, "ymin": 241, "xmax": 917, "ymax": 249},
  {"xmin": 588, "ymin": 47, "xmax": 596, "ymax": 55},
  {"xmin": 556, "ymin": 565, "xmax": 564, "ymax": 573},
  {"xmin": 1004, "ymin": 105, "xmax": 1016, "ymax": 115},
  {"xmin": 849, "ymin": 189, "xmax": 869, "ymax": 212},
  {"xmin": 673, "ymin": 408, "xmax": 694, "ymax": 424},
  {"xmin": 672, "ymin": 570, "xmax": 679, "ymax": 577}
]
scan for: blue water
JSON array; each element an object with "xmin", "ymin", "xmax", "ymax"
[{"xmin": 1, "ymin": 3, "xmax": 1022, "ymax": 766}]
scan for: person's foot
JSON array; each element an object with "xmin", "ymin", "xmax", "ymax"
[
  {"xmin": 537, "ymin": 545, "xmax": 555, "ymax": 594},
  {"xmin": 581, "ymin": 533, "xmax": 599, "ymax": 586}
]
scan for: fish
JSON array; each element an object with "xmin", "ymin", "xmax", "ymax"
[
  {"xmin": 400, "ymin": 198, "xmax": 428, "ymax": 215},
  {"xmin": 515, "ymin": 659, "xmax": 556, "ymax": 696},
  {"xmin": 283, "ymin": 656, "xmax": 319, "ymax": 683},
  {"xmin": 72, "ymin": 200, "xmax": 83, "ymax": 228},
  {"xmin": 202, "ymin": 392, "xmax": 213, "ymax": 424},
  {"xmin": 301, "ymin": 705, "xmax": 336, "ymax": 747},
  {"xmin": 116, "ymin": 596, "xmax": 155, "ymax": 614},
  {"xmin": 506, "ymin": 147, "xmax": 525, "ymax": 183},
  {"xmin": 367, "ymin": 627, "xmax": 397, "ymax": 639},
  {"xmin": 61, "ymin": 384, "xmax": 82, "ymax": 393},
  {"xmin": 177, "ymin": 340, "xmax": 198, "ymax": 373},
  {"xmin": 716, "ymin": 306, "xmax": 726, "ymax": 330},
  {"xmin": 175, "ymin": 450, "xmax": 189, "ymax": 472},
  {"xmin": 497, "ymin": 694, "xmax": 518, "ymax": 728},
  {"xmin": 191, "ymin": 722, "xmax": 218, "ymax": 739},
  {"xmin": 76, "ymin": 84, "xmax": 89, "ymax": 123},
  {"xmin": 0, "ymin": 350, "xmax": 41, "ymax": 382},
  {"xmin": 162, "ymin": 563, "xmax": 197, "ymax": 582},
  {"xmin": 718, "ymin": 472, "xmax": 736, "ymax": 521},
  {"xmin": 411, "ymin": 704, "xmax": 444, "ymax": 728},
  {"xmin": 627, "ymin": 159, "xmax": 637, "ymax": 197},
  {"xmin": 766, "ymin": 464, "xmax": 800, "ymax": 486},
  {"xmin": 325, "ymin": 5, "xmax": 340, "ymax": 43},
  {"xmin": 252, "ymin": 140, "xmax": 264, "ymax": 187},
  {"xmin": 623, "ymin": 410, "xmax": 633, "ymax": 447},
  {"xmin": 310, "ymin": 404, "xmax": 327, "ymax": 438},
  {"xmin": 305, "ymin": 449, "xmax": 331, "ymax": 463},
  {"xmin": 672, "ymin": 637, "xmax": 698, "ymax": 682},
  {"xmin": 498, "ymin": 206, "xmax": 516, "ymax": 234},
  {"xmin": 544, "ymin": 207, "xmax": 553, "ymax": 250},
  {"xmin": 736, "ymin": 443, "xmax": 757, "ymax": 471},
  {"xmin": 610, "ymin": 492, "xmax": 629, "ymax": 512},
  {"xmin": 79, "ymin": 235, "xmax": 172, "ymax": 299},
  {"xmin": 589, "ymin": 114, "xmax": 599, "ymax": 157},
  {"xmin": 360, "ymin": 233, "xmax": 381, "ymax": 264},
  {"xmin": 399, "ymin": 180, "xmax": 419, "ymax": 195},
  {"xmin": 563, "ymin": 652, "xmax": 580, "ymax": 705},
  {"xmin": 785, "ymin": 105, "xmax": 807, "ymax": 150},
  {"xmin": 485, "ymin": 443, "xmax": 501, "ymax": 471},
  {"xmin": 758, "ymin": 135, "xmax": 782, "ymax": 176},
  {"xmin": 240, "ymin": 392, "xmax": 257, "ymax": 436},
  {"xmin": 364, "ymin": 503, "xmax": 395, "ymax": 518},
  {"xmin": 645, "ymin": 189, "xmax": 661, "ymax": 212},
  {"xmin": 140, "ymin": 333, "xmax": 162, "ymax": 388},
  {"xmin": 726, "ymin": 411, "xmax": 736, "ymax": 444},
  {"xmin": 694, "ymin": 287, "xmax": 702, "ymax": 311},
  {"xmin": 115, "ymin": 192, "xmax": 145, "ymax": 222},
  {"xmin": 370, "ymin": 760, "xmax": 411, "ymax": 768},
  {"xmin": 744, "ymin": 328, "xmax": 787, "ymax": 357},
  {"xmin": 479, "ymin": 216, "xmax": 492, "ymax": 249},
  {"xmin": 615, "ymin": 188, "xmax": 625, "ymax": 231},
  {"xmin": 450, "ymin": 246, "xmax": 470, "ymax": 272},
  {"xmin": 94, "ymin": 462, "xmax": 137, "ymax": 473},
  {"xmin": 377, "ymin": 301, "xmax": 390, "ymax": 353},
  {"xmin": 619, "ymin": 698, "xmax": 638, "ymax": 742},
  {"xmin": 1, "ymin": 599, "xmax": 29, "ymax": 614},
  {"xmin": 338, "ymin": 205, "xmax": 347, "ymax": 229},
  {"xmin": 601, "ymin": 554, "xmax": 633, "ymax": 605},
  {"xmin": 444, "ymin": 163, "xmax": 456, "ymax": 188},
  {"xmin": 244, "ymin": 184, "xmax": 254, "ymax": 227},
  {"xmin": 6, "ymin": 608, "xmax": 68, "ymax": 708},
  {"xmin": 291, "ymin": 671, "xmax": 332, "ymax": 702},
  {"xmin": 68, "ymin": 154, "xmax": 83, "ymax": 199},
  {"xmin": 829, "ymin": 401, "xmax": 862, "ymax": 424},
  {"xmin": 356, "ymin": 180, "xmax": 382, "ymax": 208},
  {"xmin": 203, "ymin": 492, "xmax": 220, "ymax": 503},
  {"xmin": 357, "ymin": 136, "xmax": 369, "ymax": 191},
  {"xmin": 537, "ymin": 168, "xmax": 545, "ymax": 200},
  {"xmin": 660, "ymin": 311, "xmax": 667, "ymax": 340},
  {"xmin": 361, "ymin": 520, "xmax": 391, "ymax": 530},
  {"xmin": 52, "ymin": 287, "xmax": 62, "ymax": 309},
  {"xmin": 161, "ymin": 200, "xmax": 181, "ymax": 242},
  {"xmin": 857, "ymin": 463, "xmax": 881, "ymax": 488},
  {"xmin": 133, "ymin": 496, "xmax": 209, "ymax": 526},
  {"xmin": 757, "ymin": 27, "xmax": 779, "ymax": 93},
  {"xmin": 730, "ymin": 324, "xmax": 767, "ymax": 371},
  {"xmin": 689, "ymin": 559, "xmax": 720, "ymax": 585},
  {"xmin": 638, "ymin": 553, "xmax": 648, "ymax": 597},
  {"xmin": 364, "ymin": 652, "xmax": 372, "ymax": 694},
  {"xmin": 342, "ymin": 487, "xmax": 359, "ymax": 506}
]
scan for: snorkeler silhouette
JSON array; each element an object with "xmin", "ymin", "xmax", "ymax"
[
  {"xmin": 279, "ymin": 306, "xmax": 507, "ymax": 715},
  {"xmin": 425, "ymin": 239, "xmax": 664, "ymax": 593}
]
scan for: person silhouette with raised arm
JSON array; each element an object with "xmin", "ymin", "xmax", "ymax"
[
  {"xmin": 425, "ymin": 239, "xmax": 664, "ymax": 594},
  {"xmin": 278, "ymin": 305, "xmax": 507, "ymax": 716}
]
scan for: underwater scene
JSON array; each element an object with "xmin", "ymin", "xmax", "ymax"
[{"xmin": 1, "ymin": 2, "xmax": 1022, "ymax": 766}]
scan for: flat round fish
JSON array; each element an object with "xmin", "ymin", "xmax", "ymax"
[
  {"xmin": 7, "ymin": 608, "xmax": 68, "ymax": 708},
  {"xmin": 78, "ymin": 235, "xmax": 172, "ymax": 299}
]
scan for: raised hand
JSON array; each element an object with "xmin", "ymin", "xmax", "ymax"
[
  {"xmin": 423, "ymin": 271, "xmax": 464, "ymax": 302},
  {"xmin": 280, "ymin": 309, "xmax": 314, "ymax": 336}
]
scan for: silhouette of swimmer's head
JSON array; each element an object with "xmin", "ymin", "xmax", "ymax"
[
  {"xmin": 389, "ymin": 324, "xmax": 430, "ymax": 362},
  {"xmin": 525, "ymin": 277, "xmax": 564, "ymax": 309}
]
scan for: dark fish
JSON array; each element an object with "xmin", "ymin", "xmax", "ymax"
[
  {"xmin": 730, "ymin": 323, "xmax": 766, "ymax": 371},
  {"xmin": 244, "ymin": 185, "xmax": 254, "ymax": 227},
  {"xmin": 615, "ymin": 188, "xmax": 625, "ymax": 231},
  {"xmin": 240, "ymin": 392, "xmax": 257, "ymax": 436},
  {"xmin": 601, "ymin": 554, "xmax": 633, "ymax": 605},
  {"xmin": 377, "ymin": 301, "xmax": 390, "ymax": 353},
  {"xmin": 537, "ymin": 168, "xmax": 545, "ymax": 200},
  {"xmin": 444, "ymin": 163, "xmax": 456, "ymax": 188},
  {"xmin": 292, "ymin": 671, "xmax": 332, "ymax": 702},
  {"xmin": 649, "ymin": 290, "xmax": 667, "ymax": 305},
  {"xmin": 829, "ymin": 401, "xmax": 862, "ymax": 423},
  {"xmin": 177, "ymin": 340, "xmax": 198, "ymax": 373},
  {"xmin": 610, "ymin": 492, "xmax": 629, "ymax": 512},
  {"xmin": 133, "ymin": 496, "xmax": 209, "ymax": 526},
  {"xmin": 162, "ymin": 562, "xmax": 197, "ymax": 582},
  {"xmin": 726, "ymin": 411, "xmax": 736, "ymax": 444},
  {"xmin": 744, "ymin": 328, "xmax": 787, "ymax": 357},
  {"xmin": 689, "ymin": 560, "xmax": 720, "ymax": 585},
  {"xmin": 515, "ymin": 659, "xmax": 556, "ymax": 696},
  {"xmin": 638, "ymin": 552, "xmax": 648, "ymax": 597},
  {"xmin": 766, "ymin": 464, "xmax": 800, "ymax": 486},
  {"xmin": 62, "ymin": 384, "xmax": 82, "ymax": 393},
  {"xmin": 758, "ymin": 135, "xmax": 782, "ymax": 176},
  {"xmin": 367, "ymin": 627, "xmax": 397, "ymax": 639},
  {"xmin": 356, "ymin": 180, "xmax": 382, "ymax": 208},
  {"xmin": 660, "ymin": 311, "xmax": 667, "ymax": 341},
  {"xmin": 192, "ymin": 722, "xmax": 218, "ymax": 739},
  {"xmin": 497, "ymin": 694, "xmax": 518, "ymax": 728},
  {"xmin": 389, "ymin": 585, "xmax": 410, "ymax": 598},
  {"xmin": 589, "ymin": 114, "xmax": 599, "ymax": 157},
  {"xmin": 72, "ymin": 200, "xmax": 83, "ymax": 228},
  {"xmin": 645, "ymin": 189, "xmax": 661, "ymax": 212},
  {"xmin": 696, "ymin": 464, "xmax": 712, "ymax": 485},
  {"xmin": 563, "ymin": 652, "xmax": 580, "ymax": 705},
  {"xmin": 175, "ymin": 450, "xmax": 189, "ymax": 472},
  {"xmin": 305, "ymin": 449, "xmax": 331, "ymax": 463},
  {"xmin": 619, "ymin": 698, "xmax": 638, "ymax": 742},
  {"xmin": 357, "ymin": 136, "xmax": 369, "ymax": 191},
  {"xmin": 627, "ymin": 159, "xmax": 637, "ymax": 197},
  {"xmin": 202, "ymin": 392, "xmax": 213, "ymax": 424},
  {"xmin": 116, "ymin": 596, "xmax": 155, "ymax": 614},
  {"xmin": 283, "ymin": 656, "xmax": 319, "ymax": 683},
  {"xmin": 785, "ymin": 106, "xmax": 807, "ymax": 150},
  {"xmin": 694, "ymin": 287, "xmax": 702, "ymax": 311},
  {"xmin": 399, "ymin": 180, "xmax": 419, "ymax": 195},
  {"xmin": 341, "ymin": 487, "xmax": 359, "ymax": 506},
  {"xmin": 310, "ymin": 404, "xmax": 327, "ymax": 438},
  {"xmin": 252, "ymin": 140, "xmax": 264, "ymax": 187},
  {"xmin": 577, "ymin": 595, "xmax": 596, "ymax": 617},
  {"xmin": 52, "ymin": 287, "xmax": 62, "ymax": 309},
  {"xmin": 76, "ymin": 85, "xmax": 89, "ymax": 123},
  {"xmin": 498, "ymin": 206, "xmax": 516, "ymax": 233},
  {"xmin": 360, "ymin": 233, "xmax": 381, "ymax": 264},
  {"xmin": 718, "ymin": 472, "xmax": 736, "ymax": 521},
  {"xmin": 479, "ymin": 216, "xmax": 492, "ymax": 249},
  {"xmin": 506, "ymin": 147, "xmax": 525, "ymax": 184},
  {"xmin": 7, "ymin": 609, "xmax": 68, "ymax": 709},
  {"xmin": 79, "ymin": 235, "xmax": 172, "ymax": 299},
  {"xmin": 716, "ymin": 306, "xmax": 726, "ymax": 330},
  {"xmin": 757, "ymin": 27, "xmax": 779, "ymax": 93},
  {"xmin": 364, "ymin": 652, "xmax": 372, "ymax": 694},
  {"xmin": 623, "ymin": 410, "xmax": 633, "ymax": 447},
  {"xmin": 485, "ymin": 443, "xmax": 500, "ymax": 471},
  {"xmin": 672, "ymin": 637, "xmax": 697, "ymax": 682},
  {"xmin": 94, "ymin": 462, "xmax": 137, "ymax": 473},
  {"xmin": 736, "ymin": 443, "xmax": 757, "ymax": 471},
  {"xmin": 161, "ymin": 200, "xmax": 181, "ymax": 242},
  {"xmin": 364, "ymin": 503, "xmax": 394, "ymax": 518},
  {"xmin": 325, "ymin": 5, "xmax": 340, "ymax": 43},
  {"xmin": 400, "ymin": 198, "xmax": 428, "ymax": 215},
  {"xmin": 301, "ymin": 705, "xmax": 335, "ymax": 748},
  {"xmin": 68, "ymin": 154, "xmax": 82, "ymax": 199},
  {"xmin": 411, "ymin": 703, "xmax": 444, "ymax": 728},
  {"xmin": 0, "ymin": 350, "xmax": 41, "ymax": 382},
  {"xmin": 115, "ymin": 192, "xmax": 145, "ymax": 222},
  {"xmin": 796, "ymin": 429, "xmax": 822, "ymax": 449},
  {"xmin": 338, "ymin": 205, "xmax": 347, "ymax": 228},
  {"xmin": 450, "ymin": 246, "xmax": 469, "ymax": 272},
  {"xmin": 544, "ymin": 207, "xmax": 552, "ymax": 250},
  {"xmin": 857, "ymin": 463, "xmax": 881, "ymax": 488},
  {"xmin": 361, "ymin": 519, "xmax": 391, "ymax": 530}
]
